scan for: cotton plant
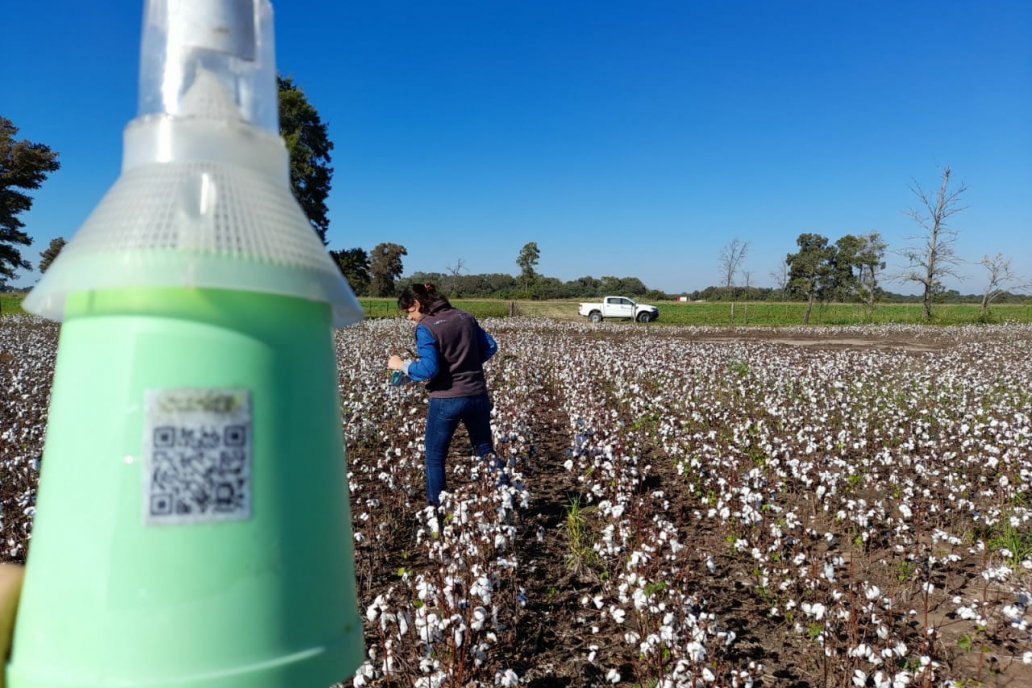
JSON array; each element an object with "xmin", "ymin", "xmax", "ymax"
[{"xmin": 7, "ymin": 316, "xmax": 1032, "ymax": 685}]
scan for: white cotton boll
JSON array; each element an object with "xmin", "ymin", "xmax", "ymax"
[
  {"xmin": 823, "ymin": 563, "xmax": 835, "ymax": 582},
  {"xmin": 853, "ymin": 670, "xmax": 867, "ymax": 687},
  {"xmin": 607, "ymin": 668, "xmax": 621, "ymax": 683},
  {"xmin": 702, "ymin": 667, "xmax": 716, "ymax": 682},
  {"xmin": 686, "ymin": 640, "xmax": 706, "ymax": 662},
  {"xmin": 1002, "ymin": 605, "xmax": 1022, "ymax": 620},
  {"xmin": 866, "ymin": 585, "xmax": 881, "ymax": 601},
  {"xmin": 564, "ymin": 459, "xmax": 574, "ymax": 471},
  {"xmin": 1023, "ymin": 651, "xmax": 1032, "ymax": 664},
  {"xmin": 812, "ymin": 603, "xmax": 826, "ymax": 620},
  {"xmin": 610, "ymin": 606, "xmax": 627, "ymax": 623},
  {"xmin": 495, "ymin": 669, "xmax": 520, "ymax": 687}
]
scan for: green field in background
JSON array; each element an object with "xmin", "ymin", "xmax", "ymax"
[
  {"xmin": 4, "ymin": 293, "xmax": 1031, "ymax": 326},
  {"xmin": 361, "ymin": 297, "xmax": 1032, "ymax": 326},
  {"xmin": 1, "ymin": 295, "xmax": 25, "ymax": 316}
]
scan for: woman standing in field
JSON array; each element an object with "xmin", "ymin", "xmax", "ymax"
[{"xmin": 387, "ymin": 283, "xmax": 499, "ymax": 507}]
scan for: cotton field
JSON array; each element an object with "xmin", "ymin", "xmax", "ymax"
[{"xmin": 2, "ymin": 316, "xmax": 1031, "ymax": 687}]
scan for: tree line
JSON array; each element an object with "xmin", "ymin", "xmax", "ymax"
[
  {"xmin": 329, "ymin": 240, "xmax": 667, "ymax": 301},
  {"xmin": 716, "ymin": 168, "xmax": 1029, "ymax": 323},
  {"xmin": 3, "ymin": 83, "xmax": 1027, "ymax": 319}
]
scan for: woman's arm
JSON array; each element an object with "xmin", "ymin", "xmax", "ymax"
[
  {"xmin": 400, "ymin": 325, "xmax": 441, "ymax": 382},
  {"xmin": 478, "ymin": 327, "xmax": 498, "ymax": 363}
]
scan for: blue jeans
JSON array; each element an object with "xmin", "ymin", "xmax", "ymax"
[{"xmin": 424, "ymin": 393, "xmax": 495, "ymax": 506}]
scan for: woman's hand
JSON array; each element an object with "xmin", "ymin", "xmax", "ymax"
[
  {"xmin": 0, "ymin": 564, "xmax": 24, "ymax": 688},
  {"xmin": 387, "ymin": 355, "xmax": 405, "ymax": 371}
]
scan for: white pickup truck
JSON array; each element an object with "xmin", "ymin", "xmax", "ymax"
[{"xmin": 578, "ymin": 296, "xmax": 660, "ymax": 323}]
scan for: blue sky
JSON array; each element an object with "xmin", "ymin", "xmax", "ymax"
[{"xmin": 4, "ymin": 1, "xmax": 1030, "ymax": 295}]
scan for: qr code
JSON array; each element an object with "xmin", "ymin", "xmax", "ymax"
[{"xmin": 144, "ymin": 388, "xmax": 252, "ymax": 525}]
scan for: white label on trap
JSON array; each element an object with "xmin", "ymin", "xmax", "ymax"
[{"xmin": 143, "ymin": 388, "xmax": 252, "ymax": 526}]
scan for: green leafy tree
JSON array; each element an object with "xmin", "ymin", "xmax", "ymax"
[
  {"xmin": 786, "ymin": 233, "xmax": 834, "ymax": 325},
  {"xmin": 38, "ymin": 236, "xmax": 67, "ymax": 273},
  {"xmin": 370, "ymin": 242, "xmax": 407, "ymax": 297},
  {"xmin": 1, "ymin": 117, "xmax": 60, "ymax": 281},
  {"xmin": 829, "ymin": 234, "xmax": 863, "ymax": 302},
  {"xmin": 516, "ymin": 242, "xmax": 540, "ymax": 283},
  {"xmin": 330, "ymin": 247, "xmax": 370, "ymax": 296},
  {"xmin": 278, "ymin": 76, "xmax": 333, "ymax": 246},
  {"xmin": 856, "ymin": 232, "xmax": 887, "ymax": 318}
]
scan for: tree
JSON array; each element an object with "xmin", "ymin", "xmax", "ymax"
[
  {"xmin": 899, "ymin": 167, "xmax": 966, "ymax": 319},
  {"xmin": 1, "ymin": 117, "xmax": 60, "ymax": 281},
  {"xmin": 769, "ymin": 261, "xmax": 789, "ymax": 301},
  {"xmin": 786, "ymin": 233, "xmax": 834, "ymax": 325},
  {"xmin": 829, "ymin": 234, "xmax": 863, "ymax": 302},
  {"xmin": 446, "ymin": 258, "xmax": 466, "ymax": 277},
  {"xmin": 516, "ymin": 242, "xmax": 540, "ymax": 283},
  {"xmin": 855, "ymin": 232, "xmax": 887, "ymax": 318},
  {"xmin": 718, "ymin": 238, "xmax": 749, "ymax": 322},
  {"xmin": 278, "ymin": 76, "xmax": 333, "ymax": 246},
  {"xmin": 38, "ymin": 236, "xmax": 66, "ymax": 273},
  {"xmin": 369, "ymin": 242, "xmax": 407, "ymax": 297},
  {"xmin": 330, "ymin": 247, "xmax": 370, "ymax": 296},
  {"xmin": 978, "ymin": 253, "xmax": 1028, "ymax": 317},
  {"xmin": 443, "ymin": 258, "xmax": 467, "ymax": 296}
]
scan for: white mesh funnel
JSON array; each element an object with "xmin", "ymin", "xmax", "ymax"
[{"xmin": 24, "ymin": 0, "xmax": 363, "ymax": 327}]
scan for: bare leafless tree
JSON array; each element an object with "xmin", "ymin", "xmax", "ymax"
[
  {"xmin": 446, "ymin": 258, "xmax": 466, "ymax": 277},
  {"xmin": 719, "ymin": 238, "xmax": 749, "ymax": 323},
  {"xmin": 769, "ymin": 261, "xmax": 789, "ymax": 301},
  {"xmin": 979, "ymin": 253, "xmax": 1030, "ymax": 316},
  {"xmin": 898, "ymin": 167, "xmax": 966, "ymax": 319}
]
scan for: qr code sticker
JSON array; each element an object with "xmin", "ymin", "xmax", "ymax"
[{"xmin": 144, "ymin": 388, "xmax": 252, "ymax": 525}]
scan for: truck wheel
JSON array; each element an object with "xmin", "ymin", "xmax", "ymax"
[
  {"xmin": 636, "ymin": 311, "xmax": 651, "ymax": 323},
  {"xmin": 589, "ymin": 312, "xmax": 603, "ymax": 324}
]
